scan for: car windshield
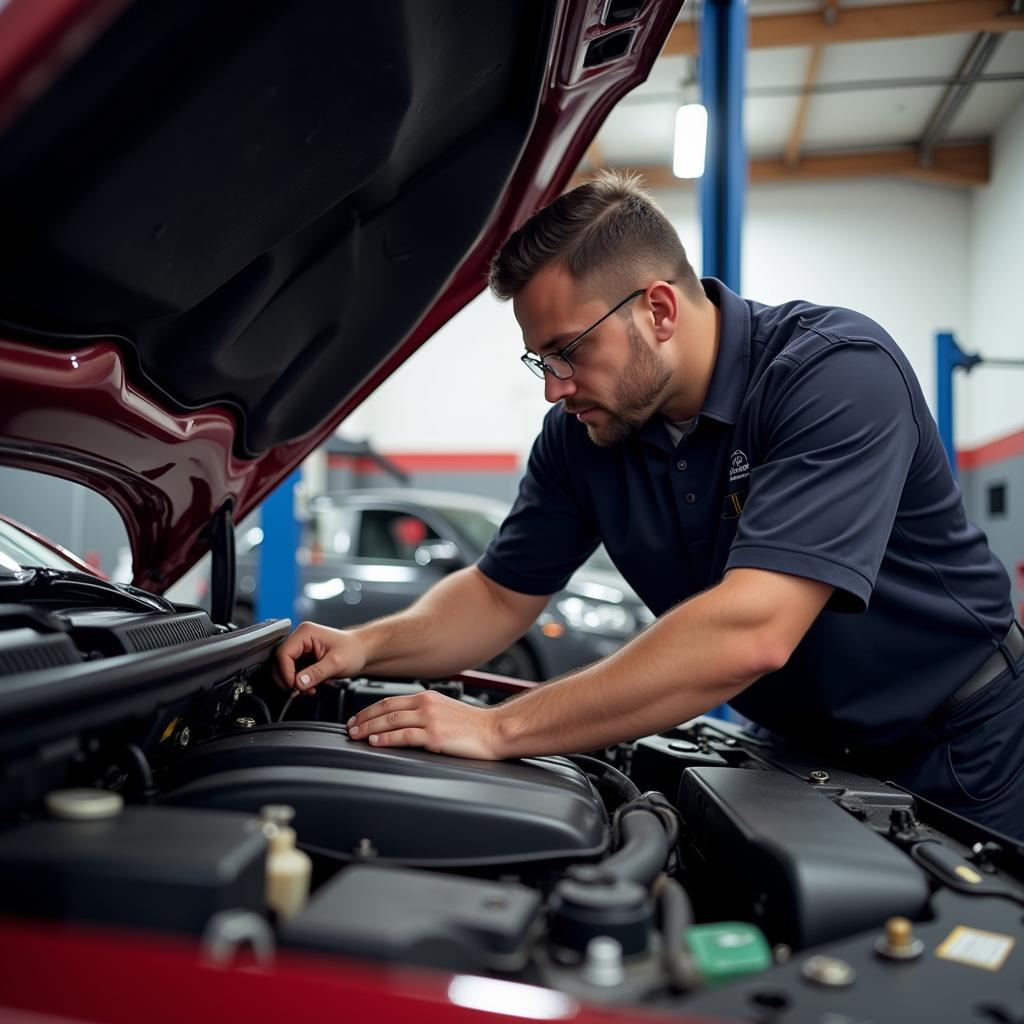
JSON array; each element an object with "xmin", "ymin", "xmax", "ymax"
[
  {"xmin": 0, "ymin": 518, "xmax": 82, "ymax": 574},
  {"xmin": 429, "ymin": 500, "xmax": 617, "ymax": 572},
  {"xmin": 431, "ymin": 504, "xmax": 506, "ymax": 552}
]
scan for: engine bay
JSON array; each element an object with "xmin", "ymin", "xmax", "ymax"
[{"xmin": 2, "ymin": 591, "xmax": 1024, "ymax": 1022}]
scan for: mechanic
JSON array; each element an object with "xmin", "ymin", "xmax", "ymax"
[{"xmin": 276, "ymin": 172, "xmax": 1023, "ymax": 839}]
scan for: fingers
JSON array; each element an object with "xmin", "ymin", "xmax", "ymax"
[
  {"xmin": 359, "ymin": 727, "xmax": 432, "ymax": 750},
  {"xmin": 347, "ymin": 707, "xmax": 423, "ymax": 742},
  {"xmin": 346, "ymin": 694, "xmax": 428, "ymax": 731},
  {"xmin": 272, "ymin": 622, "xmax": 342, "ymax": 691},
  {"xmin": 346, "ymin": 692, "xmax": 501, "ymax": 760},
  {"xmin": 273, "ymin": 627, "xmax": 314, "ymax": 689},
  {"xmin": 346, "ymin": 692, "xmax": 450, "ymax": 754}
]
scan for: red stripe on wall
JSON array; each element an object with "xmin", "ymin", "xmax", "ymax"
[
  {"xmin": 958, "ymin": 428, "xmax": 1024, "ymax": 471},
  {"xmin": 328, "ymin": 452, "xmax": 520, "ymax": 473}
]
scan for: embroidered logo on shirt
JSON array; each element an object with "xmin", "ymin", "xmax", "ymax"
[{"xmin": 729, "ymin": 450, "xmax": 750, "ymax": 483}]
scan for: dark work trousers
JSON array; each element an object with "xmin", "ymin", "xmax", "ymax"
[{"xmin": 887, "ymin": 646, "xmax": 1024, "ymax": 842}]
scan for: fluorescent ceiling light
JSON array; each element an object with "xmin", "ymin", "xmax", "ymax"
[{"xmin": 673, "ymin": 103, "xmax": 707, "ymax": 179}]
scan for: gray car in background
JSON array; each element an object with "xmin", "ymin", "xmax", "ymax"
[{"xmin": 236, "ymin": 488, "xmax": 653, "ymax": 680}]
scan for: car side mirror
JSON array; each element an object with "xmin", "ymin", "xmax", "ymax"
[{"xmin": 414, "ymin": 540, "xmax": 462, "ymax": 571}]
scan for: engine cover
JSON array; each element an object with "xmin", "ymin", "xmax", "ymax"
[
  {"xmin": 163, "ymin": 723, "xmax": 609, "ymax": 868},
  {"xmin": 678, "ymin": 766, "xmax": 931, "ymax": 948}
]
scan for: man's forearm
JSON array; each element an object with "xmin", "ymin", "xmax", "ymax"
[
  {"xmin": 492, "ymin": 569, "xmax": 832, "ymax": 758},
  {"xmin": 355, "ymin": 566, "xmax": 547, "ymax": 678}
]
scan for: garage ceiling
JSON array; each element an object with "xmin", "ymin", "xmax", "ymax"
[{"xmin": 587, "ymin": 0, "xmax": 1024, "ymax": 187}]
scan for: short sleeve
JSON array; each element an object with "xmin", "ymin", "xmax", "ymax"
[
  {"xmin": 725, "ymin": 340, "xmax": 920, "ymax": 612},
  {"xmin": 478, "ymin": 409, "xmax": 600, "ymax": 595}
]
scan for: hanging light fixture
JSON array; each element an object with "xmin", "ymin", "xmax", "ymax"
[{"xmin": 673, "ymin": 102, "xmax": 707, "ymax": 178}]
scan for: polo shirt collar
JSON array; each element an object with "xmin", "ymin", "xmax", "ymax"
[{"xmin": 697, "ymin": 277, "xmax": 749, "ymax": 427}]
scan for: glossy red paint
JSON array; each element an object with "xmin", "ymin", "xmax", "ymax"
[
  {"xmin": 0, "ymin": 0, "xmax": 683, "ymax": 592},
  {"xmin": 0, "ymin": 920, "xmax": 723, "ymax": 1024},
  {"xmin": 0, "ymin": 511, "xmax": 106, "ymax": 578},
  {"xmin": 0, "ymin": 0, "xmax": 130, "ymax": 135},
  {"xmin": 0, "ymin": 339, "xmax": 255, "ymax": 588}
]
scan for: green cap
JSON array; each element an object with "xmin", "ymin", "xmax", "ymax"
[{"xmin": 685, "ymin": 922, "xmax": 772, "ymax": 987}]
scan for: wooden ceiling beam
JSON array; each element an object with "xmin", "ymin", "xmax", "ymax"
[
  {"xmin": 784, "ymin": 1, "xmax": 840, "ymax": 168},
  {"xmin": 569, "ymin": 143, "xmax": 990, "ymax": 190},
  {"xmin": 755, "ymin": 141, "xmax": 990, "ymax": 186},
  {"xmin": 663, "ymin": 0, "xmax": 1024, "ymax": 56},
  {"xmin": 785, "ymin": 44, "xmax": 826, "ymax": 167}
]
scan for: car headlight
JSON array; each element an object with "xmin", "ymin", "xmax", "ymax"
[{"xmin": 556, "ymin": 596, "xmax": 637, "ymax": 638}]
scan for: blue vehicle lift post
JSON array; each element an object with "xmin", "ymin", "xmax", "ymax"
[
  {"xmin": 257, "ymin": 469, "xmax": 301, "ymax": 623},
  {"xmin": 934, "ymin": 333, "xmax": 1024, "ymax": 478},
  {"xmin": 699, "ymin": 0, "xmax": 747, "ymax": 292},
  {"xmin": 700, "ymin": 0, "xmax": 746, "ymax": 720}
]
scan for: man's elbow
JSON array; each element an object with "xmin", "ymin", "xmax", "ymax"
[{"xmin": 736, "ymin": 627, "xmax": 798, "ymax": 683}]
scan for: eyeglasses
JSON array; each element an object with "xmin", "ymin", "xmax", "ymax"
[{"xmin": 521, "ymin": 287, "xmax": 647, "ymax": 381}]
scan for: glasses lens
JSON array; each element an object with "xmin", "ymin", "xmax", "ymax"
[
  {"xmin": 545, "ymin": 354, "xmax": 573, "ymax": 380},
  {"xmin": 523, "ymin": 356, "xmax": 546, "ymax": 379}
]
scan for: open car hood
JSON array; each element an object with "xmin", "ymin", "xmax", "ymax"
[{"xmin": 0, "ymin": 0, "xmax": 682, "ymax": 590}]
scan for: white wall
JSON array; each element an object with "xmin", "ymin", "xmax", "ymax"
[
  {"xmin": 348, "ymin": 169, "xmax": 1006, "ymax": 463},
  {"xmin": 659, "ymin": 179, "xmax": 972, "ymax": 414},
  {"xmin": 342, "ymin": 287, "xmax": 548, "ymax": 458},
  {"xmin": 964, "ymin": 99, "xmax": 1024, "ymax": 448}
]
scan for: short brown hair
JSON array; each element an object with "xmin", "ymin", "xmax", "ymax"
[{"xmin": 489, "ymin": 170, "xmax": 703, "ymax": 303}]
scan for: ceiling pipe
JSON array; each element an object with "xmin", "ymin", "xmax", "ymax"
[{"xmin": 918, "ymin": 0, "xmax": 1022, "ymax": 167}]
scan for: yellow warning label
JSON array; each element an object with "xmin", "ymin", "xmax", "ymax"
[{"xmin": 936, "ymin": 926, "xmax": 1015, "ymax": 971}]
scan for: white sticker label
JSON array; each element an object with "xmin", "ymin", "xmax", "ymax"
[{"xmin": 936, "ymin": 926, "xmax": 1015, "ymax": 971}]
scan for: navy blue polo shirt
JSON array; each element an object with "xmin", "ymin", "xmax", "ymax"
[{"xmin": 478, "ymin": 278, "xmax": 1013, "ymax": 750}]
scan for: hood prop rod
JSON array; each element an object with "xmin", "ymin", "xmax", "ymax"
[{"xmin": 209, "ymin": 503, "xmax": 236, "ymax": 627}]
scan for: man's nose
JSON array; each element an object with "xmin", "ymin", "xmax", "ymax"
[{"xmin": 544, "ymin": 371, "xmax": 577, "ymax": 404}]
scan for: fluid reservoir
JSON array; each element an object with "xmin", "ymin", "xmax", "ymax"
[{"xmin": 261, "ymin": 804, "xmax": 312, "ymax": 921}]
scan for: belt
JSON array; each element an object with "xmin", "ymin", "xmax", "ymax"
[{"xmin": 931, "ymin": 621, "xmax": 1024, "ymax": 725}]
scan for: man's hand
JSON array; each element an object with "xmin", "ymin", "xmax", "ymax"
[
  {"xmin": 347, "ymin": 690, "xmax": 504, "ymax": 760},
  {"xmin": 273, "ymin": 621, "xmax": 368, "ymax": 693}
]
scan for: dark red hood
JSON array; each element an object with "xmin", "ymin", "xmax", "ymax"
[{"xmin": 0, "ymin": 0, "xmax": 682, "ymax": 590}]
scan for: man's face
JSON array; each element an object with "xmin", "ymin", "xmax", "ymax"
[{"xmin": 514, "ymin": 264, "xmax": 672, "ymax": 447}]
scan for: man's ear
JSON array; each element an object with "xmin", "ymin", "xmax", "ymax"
[{"xmin": 648, "ymin": 280, "xmax": 679, "ymax": 343}]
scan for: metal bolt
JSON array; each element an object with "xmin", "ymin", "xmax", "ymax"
[
  {"xmin": 808, "ymin": 770, "xmax": 829, "ymax": 784},
  {"xmin": 801, "ymin": 955, "xmax": 856, "ymax": 987},
  {"xmin": 875, "ymin": 916, "xmax": 924, "ymax": 961},
  {"xmin": 581, "ymin": 936, "xmax": 625, "ymax": 987},
  {"xmin": 355, "ymin": 837, "xmax": 378, "ymax": 858},
  {"xmin": 177, "ymin": 726, "xmax": 191, "ymax": 749},
  {"xmin": 235, "ymin": 717, "xmax": 256, "ymax": 728},
  {"xmin": 668, "ymin": 741, "xmax": 700, "ymax": 753}
]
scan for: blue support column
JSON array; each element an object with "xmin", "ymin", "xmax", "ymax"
[
  {"xmin": 257, "ymin": 470, "xmax": 301, "ymax": 624},
  {"xmin": 935, "ymin": 332, "xmax": 982, "ymax": 478},
  {"xmin": 699, "ymin": 0, "xmax": 747, "ymax": 291},
  {"xmin": 700, "ymin": 0, "xmax": 746, "ymax": 723}
]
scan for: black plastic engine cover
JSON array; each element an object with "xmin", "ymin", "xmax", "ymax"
[
  {"xmin": 163, "ymin": 723, "xmax": 608, "ymax": 867},
  {"xmin": 0, "ymin": 806, "xmax": 265, "ymax": 934},
  {"xmin": 282, "ymin": 864, "xmax": 542, "ymax": 971},
  {"xmin": 678, "ymin": 767, "xmax": 931, "ymax": 948}
]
